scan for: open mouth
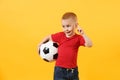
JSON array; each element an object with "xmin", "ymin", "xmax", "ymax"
[{"xmin": 66, "ymin": 31, "xmax": 71, "ymax": 34}]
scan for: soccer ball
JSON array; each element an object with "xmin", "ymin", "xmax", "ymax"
[{"xmin": 39, "ymin": 40, "xmax": 58, "ymax": 62}]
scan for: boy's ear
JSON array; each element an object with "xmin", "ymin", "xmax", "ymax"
[{"xmin": 75, "ymin": 22, "xmax": 78, "ymax": 28}]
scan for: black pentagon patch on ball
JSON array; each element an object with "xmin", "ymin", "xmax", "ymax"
[
  {"xmin": 43, "ymin": 47, "xmax": 49, "ymax": 54},
  {"xmin": 53, "ymin": 53, "xmax": 58, "ymax": 59},
  {"xmin": 43, "ymin": 58, "xmax": 49, "ymax": 62},
  {"xmin": 53, "ymin": 43, "xmax": 58, "ymax": 48}
]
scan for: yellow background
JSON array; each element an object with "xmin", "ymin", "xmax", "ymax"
[{"xmin": 0, "ymin": 0, "xmax": 120, "ymax": 80}]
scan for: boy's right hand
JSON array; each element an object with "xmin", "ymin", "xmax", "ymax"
[{"xmin": 77, "ymin": 25, "xmax": 84, "ymax": 35}]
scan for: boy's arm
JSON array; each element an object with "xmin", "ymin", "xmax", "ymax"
[
  {"xmin": 77, "ymin": 26, "xmax": 93, "ymax": 47},
  {"xmin": 38, "ymin": 35, "xmax": 52, "ymax": 47},
  {"xmin": 82, "ymin": 34, "xmax": 93, "ymax": 47},
  {"xmin": 38, "ymin": 35, "xmax": 52, "ymax": 53}
]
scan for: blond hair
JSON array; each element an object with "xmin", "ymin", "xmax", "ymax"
[{"xmin": 62, "ymin": 12, "xmax": 77, "ymax": 22}]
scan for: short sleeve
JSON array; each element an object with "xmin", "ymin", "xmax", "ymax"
[
  {"xmin": 79, "ymin": 35, "xmax": 85, "ymax": 46},
  {"xmin": 51, "ymin": 32, "xmax": 63, "ymax": 43}
]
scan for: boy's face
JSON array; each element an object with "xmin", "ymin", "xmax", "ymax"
[{"xmin": 62, "ymin": 18, "xmax": 77, "ymax": 37}]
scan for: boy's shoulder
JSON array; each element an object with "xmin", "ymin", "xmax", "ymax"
[{"xmin": 76, "ymin": 33, "xmax": 83, "ymax": 37}]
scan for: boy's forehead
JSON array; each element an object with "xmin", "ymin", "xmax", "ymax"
[
  {"xmin": 62, "ymin": 18, "xmax": 76, "ymax": 22},
  {"xmin": 62, "ymin": 18, "xmax": 76, "ymax": 24}
]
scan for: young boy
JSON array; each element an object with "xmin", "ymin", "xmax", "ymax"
[{"xmin": 38, "ymin": 12, "xmax": 92, "ymax": 80}]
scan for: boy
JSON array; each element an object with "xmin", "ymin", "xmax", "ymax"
[{"xmin": 38, "ymin": 12, "xmax": 92, "ymax": 80}]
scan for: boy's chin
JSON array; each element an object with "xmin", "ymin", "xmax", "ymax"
[{"xmin": 65, "ymin": 33, "xmax": 73, "ymax": 37}]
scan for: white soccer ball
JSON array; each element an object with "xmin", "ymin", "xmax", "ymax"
[{"xmin": 39, "ymin": 41, "xmax": 58, "ymax": 62}]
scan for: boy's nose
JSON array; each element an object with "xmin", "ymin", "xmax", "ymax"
[{"xmin": 65, "ymin": 28, "xmax": 68, "ymax": 32}]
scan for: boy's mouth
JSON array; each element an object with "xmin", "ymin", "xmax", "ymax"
[
  {"xmin": 66, "ymin": 31, "xmax": 71, "ymax": 34},
  {"xmin": 65, "ymin": 31, "xmax": 73, "ymax": 36}
]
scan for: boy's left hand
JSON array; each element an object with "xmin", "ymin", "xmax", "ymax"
[{"xmin": 77, "ymin": 25, "xmax": 84, "ymax": 35}]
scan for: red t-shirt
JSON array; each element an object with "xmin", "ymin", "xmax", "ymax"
[{"xmin": 51, "ymin": 32, "xmax": 85, "ymax": 68}]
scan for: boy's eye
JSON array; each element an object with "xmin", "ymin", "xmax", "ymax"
[
  {"xmin": 66, "ymin": 25, "xmax": 70, "ymax": 27},
  {"xmin": 62, "ymin": 25, "xmax": 65, "ymax": 28}
]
